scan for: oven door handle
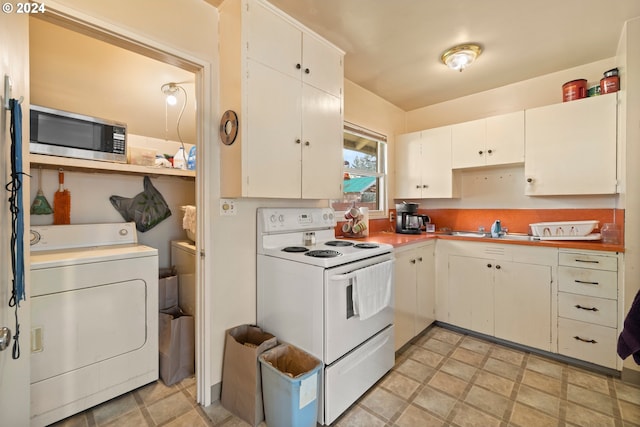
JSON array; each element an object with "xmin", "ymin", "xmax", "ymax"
[{"xmin": 330, "ymin": 271, "xmax": 357, "ymax": 281}]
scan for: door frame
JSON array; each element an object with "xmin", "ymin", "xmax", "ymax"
[{"xmin": 27, "ymin": 1, "xmax": 215, "ymax": 406}]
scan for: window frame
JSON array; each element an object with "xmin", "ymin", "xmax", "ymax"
[{"xmin": 334, "ymin": 121, "xmax": 388, "ymax": 217}]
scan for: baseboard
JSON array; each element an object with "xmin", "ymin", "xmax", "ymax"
[
  {"xmin": 621, "ymin": 367, "xmax": 640, "ymax": 386},
  {"xmin": 210, "ymin": 382, "xmax": 222, "ymax": 402}
]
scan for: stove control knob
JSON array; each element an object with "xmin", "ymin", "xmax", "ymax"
[
  {"xmin": 270, "ymin": 214, "xmax": 277, "ymax": 223},
  {"xmin": 278, "ymin": 214, "xmax": 285, "ymax": 223}
]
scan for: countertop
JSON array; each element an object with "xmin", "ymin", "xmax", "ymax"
[{"xmin": 351, "ymin": 231, "xmax": 624, "ymax": 253}]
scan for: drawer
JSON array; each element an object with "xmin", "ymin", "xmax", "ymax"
[
  {"xmin": 558, "ymin": 292, "xmax": 617, "ymax": 327},
  {"xmin": 559, "ymin": 252, "xmax": 617, "ymax": 271},
  {"xmin": 558, "ymin": 318, "xmax": 617, "ymax": 369},
  {"xmin": 558, "ymin": 266, "xmax": 617, "ymax": 299}
]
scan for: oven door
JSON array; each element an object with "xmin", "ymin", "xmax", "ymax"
[{"xmin": 324, "ymin": 254, "xmax": 394, "ymax": 364}]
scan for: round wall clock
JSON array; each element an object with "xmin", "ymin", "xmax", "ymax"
[{"xmin": 219, "ymin": 110, "xmax": 238, "ymax": 145}]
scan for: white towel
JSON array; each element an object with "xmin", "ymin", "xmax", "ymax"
[
  {"xmin": 182, "ymin": 205, "xmax": 196, "ymax": 235},
  {"xmin": 353, "ymin": 260, "xmax": 394, "ymax": 321}
]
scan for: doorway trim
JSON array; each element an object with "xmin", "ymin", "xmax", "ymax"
[{"xmin": 32, "ymin": 1, "xmax": 215, "ymax": 406}]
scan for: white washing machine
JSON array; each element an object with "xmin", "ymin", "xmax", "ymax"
[
  {"xmin": 171, "ymin": 240, "xmax": 196, "ymax": 316},
  {"xmin": 29, "ymin": 222, "xmax": 159, "ymax": 427}
]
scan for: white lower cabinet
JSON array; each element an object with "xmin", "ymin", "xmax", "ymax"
[
  {"xmin": 438, "ymin": 240, "xmax": 555, "ymax": 352},
  {"xmin": 394, "ymin": 242, "xmax": 435, "ymax": 350},
  {"xmin": 494, "ymin": 261, "xmax": 552, "ymax": 351},
  {"xmin": 557, "ymin": 250, "xmax": 621, "ymax": 369}
]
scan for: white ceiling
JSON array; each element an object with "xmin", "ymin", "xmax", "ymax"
[{"xmin": 211, "ymin": 0, "xmax": 640, "ymax": 111}]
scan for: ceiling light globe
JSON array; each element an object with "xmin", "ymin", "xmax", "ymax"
[{"xmin": 166, "ymin": 94, "xmax": 178, "ymax": 106}]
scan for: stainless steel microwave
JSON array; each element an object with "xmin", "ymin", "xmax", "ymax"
[{"xmin": 30, "ymin": 105, "xmax": 127, "ymax": 163}]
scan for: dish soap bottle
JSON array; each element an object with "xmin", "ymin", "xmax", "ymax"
[
  {"xmin": 491, "ymin": 220, "xmax": 502, "ymax": 238},
  {"xmin": 173, "ymin": 146, "xmax": 186, "ymax": 170}
]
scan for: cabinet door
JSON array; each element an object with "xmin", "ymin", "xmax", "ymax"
[
  {"xmin": 302, "ymin": 33, "xmax": 343, "ymax": 98},
  {"xmin": 485, "ymin": 111, "xmax": 524, "ymax": 166},
  {"xmin": 415, "ymin": 244, "xmax": 435, "ymax": 332},
  {"xmin": 301, "ymin": 84, "xmax": 343, "ymax": 199},
  {"xmin": 394, "ymin": 248, "xmax": 417, "ymax": 350},
  {"xmin": 246, "ymin": 59, "xmax": 302, "ymax": 197},
  {"xmin": 451, "ymin": 118, "xmax": 486, "ymax": 168},
  {"xmin": 448, "ymin": 255, "xmax": 493, "ymax": 334},
  {"xmin": 421, "ymin": 126, "xmax": 457, "ymax": 198},
  {"xmin": 247, "ymin": 0, "xmax": 301, "ymax": 80},
  {"xmin": 494, "ymin": 261, "xmax": 551, "ymax": 351},
  {"xmin": 395, "ymin": 131, "xmax": 423, "ymax": 199},
  {"xmin": 525, "ymin": 94, "xmax": 617, "ymax": 195}
]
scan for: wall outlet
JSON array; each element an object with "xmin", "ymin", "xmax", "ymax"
[
  {"xmin": 220, "ymin": 199, "xmax": 236, "ymax": 216},
  {"xmin": 389, "ymin": 212, "xmax": 395, "ymax": 222}
]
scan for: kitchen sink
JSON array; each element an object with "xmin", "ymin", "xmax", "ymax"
[
  {"xmin": 448, "ymin": 231, "xmax": 489, "ymax": 238},
  {"xmin": 446, "ymin": 231, "xmax": 538, "ymax": 241}
]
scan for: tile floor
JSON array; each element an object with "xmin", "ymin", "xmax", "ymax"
[{"xmin": 52, "ymin": 325, "xmax": 640, "ymax": 426}]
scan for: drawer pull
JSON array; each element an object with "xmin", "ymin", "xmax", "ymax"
[
  {"xmin": 575, "ymin": 304, "xmax": 599, "ymax": 312},
  {"xmin": 573, "ymin": 336, "xmax": 597, "ymax": 344},
  {"xmin": 575, "ymin": 259, "xmax": 599, "ymax": 264},
  {"xmin": 575, "ymin": 279, "xmax": 599, "ymax": 285}
]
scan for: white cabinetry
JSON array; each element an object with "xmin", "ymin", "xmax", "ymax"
[
  {"xmin": 557, "ymin": 250, "xmax": 621, "ymax": 369},
  {"xmin": 220, "ymin": 0, "xmax": 344, "ymax": 198},
  {"xmin": 394, "ymin": 242, "xmax": 435, "ymax": 350},
  {"xmin": 395, "ymin": 126, "xmax": 459, "ymax": 199},
  {"xmin": 524, "ymin": 94, "xmax": 617, "ymax": 196},
  {"xmin": 451, "ymin": 111, "xmax": 524, "ymax": 169},
  {"xmin": 438, "ymin": 240, "xmax": 554, "ymax": 351}
]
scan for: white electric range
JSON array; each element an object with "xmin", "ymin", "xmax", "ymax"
[{"xmin": 256, "ymin": 207, "xmax": 395, "ymax": 425}]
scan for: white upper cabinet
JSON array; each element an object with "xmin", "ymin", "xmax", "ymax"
[
  {"xmin": 524, "ymin": 94, "xmax": 617, "ymax": 196},
  {"xmin": 220, "ymin": 0, "xmax": 344, "ymax": 199},
  {"xmin": 247, "ymin": 1, "xmax": 343, "ymax": 97},
  {"xmin": 452, "ymin": 111, "xmax": 524, "ymax": 169},
  {"xmin": 395, "ymin": 127, "xmax": 459, "ymax": 199}
]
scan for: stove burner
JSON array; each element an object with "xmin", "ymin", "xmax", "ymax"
[
  {"xmin": 354, "ymin": 243, "xmax": 380, "ymax": 249},
  {"xmin": 325, "ymin": 240, "xmax": 354, "ymax": 247},
  {"xmin": 305, "ymin": 250, "xmax": 342, "ymax": 258},
  {"xmin": 282, "ymin": 246, "xmax": 310, "ymax": 253}
]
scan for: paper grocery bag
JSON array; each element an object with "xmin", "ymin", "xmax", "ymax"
[
  {"xmin": 220, "ymin": 325, "xmax": 278, "ymax": 426},
  {"xmin": 159, "ymin": 306, "xmax": 195, "ymax": 386}
]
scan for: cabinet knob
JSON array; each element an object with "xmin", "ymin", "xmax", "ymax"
[
  {"xmin": 305, "ymin": 141, "xmax": 310, "ymax": 146},
  {"xmin": 487, "ymin": 149, "xmax": 493, "ymax": 154},
  {"xmin": 495, "ymin": 265, "xmax": 501, "ymax": 270},
  {"xmin": 478, "ymin": 150, "xmax": 483, "ymax": 155},
  {"xmin": 417, "ymin": 257, "xmax": 423, "ymax": 262},
  {"xmin": 305, "ymin": 68, "xmax": 310, "ymax": 74},
  {"xmin": 410, "ymin": 259, "xmax": 416, "ymax": 264},
  {"xmin": 416, "ymin": 185, "xmax": 421, "ymax": 189},
  {"xmin": 295, "ymin": 139, "xmax": 301, "ymax": 144},
  {"xmin": 527, "ymin": 178, "xmax": 533, "ymax": 183},
  {"xmin": 296, "ymin": 63, "xmax": 301, "ymax": 70},
  {"xmin": 487, "ymin": 263, "xmax": 492, "ymax": 268},
  {"xmin": 423, "ymin": 184, "xmax": 428, "ymax": 188}
]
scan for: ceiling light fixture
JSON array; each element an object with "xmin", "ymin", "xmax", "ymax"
[
  {"xmin": 441, "ymin": 44, "xmax": 482, "ymax": 72},
  {"xmin": 161, "ymin": 82, "xmax": 181, "ymax": 105}
]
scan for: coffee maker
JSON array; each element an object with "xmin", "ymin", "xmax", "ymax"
[{"xmin": 395, "ymin": 202, "xmax": 430, "ymax": 234}]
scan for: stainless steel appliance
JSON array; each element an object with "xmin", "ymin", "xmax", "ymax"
[
  {"xmin": 395, "ymin": 202, "xmax": 430, "ymax": 234},
  {"xmin": 256, "ymin": 208, "xmax": 395, "ymax": 426},
  {"xmin": 30, "ymin": 105, "xmax": 127, "ymax": 163}
]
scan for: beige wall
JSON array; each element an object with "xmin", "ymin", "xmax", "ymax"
[
  {"xmin": 344, "ymin": 80, "xmax": 405, "ymax": 215},
  {"xmin": 406, "ymin": 58, "xmax": 616, "ymax": 131}
]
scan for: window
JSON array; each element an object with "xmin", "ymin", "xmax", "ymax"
[{"xmin": 332, "ymin": 122, "xmax": 387, "ymax": 215}]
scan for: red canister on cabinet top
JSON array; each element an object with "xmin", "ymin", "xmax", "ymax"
[
  {"xmin": 600, "ymin": 68, "xmax": 620, "ymax": 94},
  {"xmin": 562, "ymin": 79, "xmax": 587, "ymax": 102}
]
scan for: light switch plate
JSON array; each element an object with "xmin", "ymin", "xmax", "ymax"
[{"xmin": 220, "ymin": 199, "xmax": 236, "ymax": 216}]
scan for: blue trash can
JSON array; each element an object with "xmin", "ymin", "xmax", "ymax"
[{"xmin": 259, "ymin": 344, "xmax": 322, "ymax": 427}]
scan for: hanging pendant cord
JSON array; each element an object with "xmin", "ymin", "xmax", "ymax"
[{"xmin": 5, "ymin": 98, "xmax": 25, "ymax": 359}]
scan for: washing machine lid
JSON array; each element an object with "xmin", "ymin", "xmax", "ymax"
[{"xmin": 30, "ymin": 243, "xmax": 158, "ymax": 270}]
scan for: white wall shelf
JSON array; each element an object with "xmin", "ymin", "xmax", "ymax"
[{"xmin": 29, "ymin": 154, "xmax": 195, "ymax": 179}]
